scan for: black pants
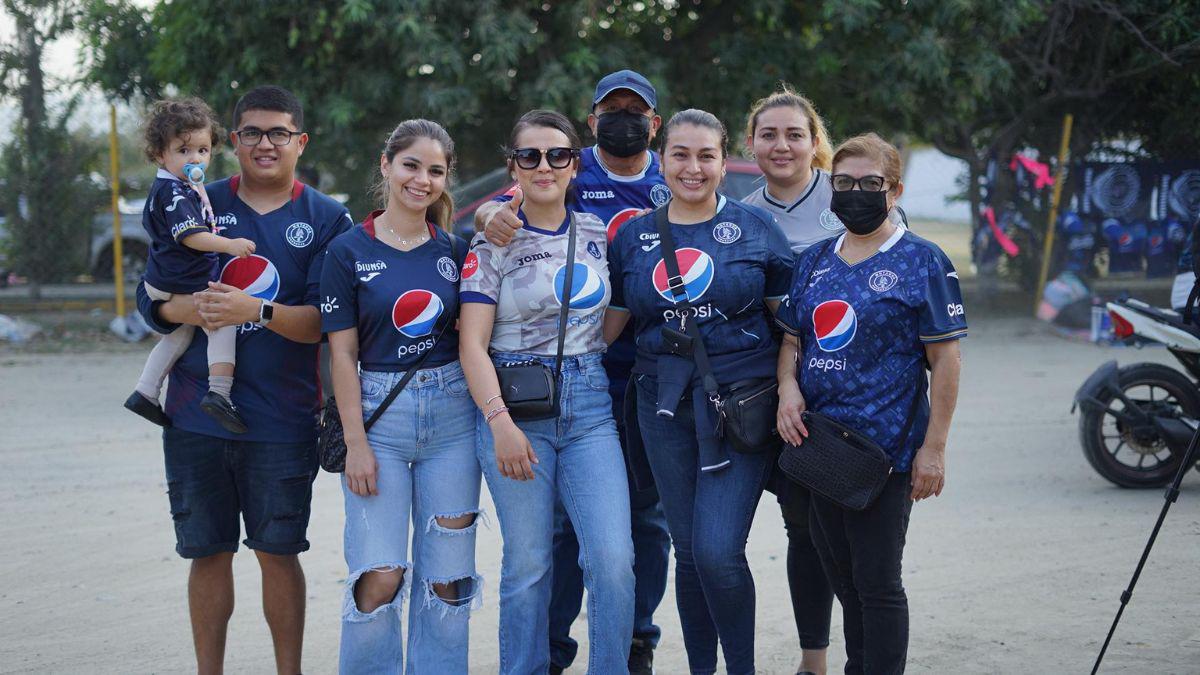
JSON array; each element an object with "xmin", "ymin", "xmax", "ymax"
[
  {"xmin": 809, "ymin": 472, "xmax": 914, "ymax": 675},
  {"xmin": 776, "ymin": 478, "xmax": 834, "ymax": 650}
]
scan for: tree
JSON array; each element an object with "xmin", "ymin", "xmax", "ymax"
[{"xmin": 1, "ymin": 0, "xmax": 103, "ymax": 297}]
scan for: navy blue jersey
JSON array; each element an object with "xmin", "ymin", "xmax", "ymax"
[
  {"xmin": 320, "ymin": 212, "xmax": 467, "ymax": 371},
  {"xmin": 1103, "ymin": 218, "xmax": 1144, "ymax": 274},
  {"xmin": 608, "ymin": 196, "xmax": 795, "ymax": 382},
  {"xmin": 1145, "ymin": 221, "xmax": 1174, "ymax": 278},
  {"xmin": 776, "ymin": 228, "xmax": 968, "ymax": 471},
  {"xmin": 142, "ymin": 169, "xmax": 218, "ymax": 293},
  {"xmin": 138, "ymin": 177, "xmax": 353, "ymax": 442}
]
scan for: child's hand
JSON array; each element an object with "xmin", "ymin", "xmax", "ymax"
[{"xmin": 225, "ymin": 238, "xmax": 256, "ymax": 258}]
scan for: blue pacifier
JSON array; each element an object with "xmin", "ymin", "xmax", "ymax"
[{"xmin": 183, "ymin": 162, "xmax": 206, "ymax": 184}]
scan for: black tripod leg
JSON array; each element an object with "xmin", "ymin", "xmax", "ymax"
[{"xmin": 1091, "ymin": 423, "xmax": 1200, "ymax": 674}]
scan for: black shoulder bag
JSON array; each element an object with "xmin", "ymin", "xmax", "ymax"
[
  {"xmin": 494, "ymin": 212, "xmax": 576, "ymax": 421},
  {"xmin": 655, "ymin": 205, "xmax": 780, "ymax": 454},
  {"xmin": 317, "ymin": 232, "xmax": 457, "ymax": 473},
  {"xmin": 775, "ymin": 238, "xmax": 919, "ymax": 510}
]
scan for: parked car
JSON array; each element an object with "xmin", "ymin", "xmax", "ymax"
[
  {"xmin": 448, "ymin": 158, "xmax": 765, "ymax": 238},
  {"xmin": 90, "ymin": 198, "xmax": 151, "ymax": 283}
]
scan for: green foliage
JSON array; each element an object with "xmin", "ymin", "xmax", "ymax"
[{"xmin": 82, "ymin": 0, "xmax": 1200, "ymax": 228}]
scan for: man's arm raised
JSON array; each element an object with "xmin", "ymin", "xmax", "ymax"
[{"xmin": 474, "ymin": 187, "xmax": 525, "ymax": 247}]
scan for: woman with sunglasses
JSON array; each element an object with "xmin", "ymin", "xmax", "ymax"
[
  {"xmin": 775, "ymin": 133, "xmax": 966, "ymax": 674},
  {"xmin": 459, "ymin": 110, "xmax": 634, "ymax": 674},
  {"xmin": 604, "ymin": 109, "xmax": 795, "ymax": 675}
]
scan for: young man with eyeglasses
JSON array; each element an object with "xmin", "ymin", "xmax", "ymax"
[
  {"xmin": 135, "ymin": 84, "xmax": 351, "ymax": 675},
  {"xmin": 476, "ymin": 69, "xmax": 672, "ymax": 675}
]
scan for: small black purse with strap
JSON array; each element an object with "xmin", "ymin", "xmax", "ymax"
[{"xmin": 494, "ymin": 212, "xmax": 577, "ymax": 421}]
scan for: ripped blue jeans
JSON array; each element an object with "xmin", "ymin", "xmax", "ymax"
[{"xmin": 340, "ymin": 362, "xmax": 483, "ymax": 675}]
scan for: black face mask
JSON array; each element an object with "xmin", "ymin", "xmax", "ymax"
[
  {"xmin": 830, "ymin": 189, "xmax": 889, "ymax": 235},
  {"xmin": 595, "ymin": 110, "xmax": 651, "ymax": 158}
]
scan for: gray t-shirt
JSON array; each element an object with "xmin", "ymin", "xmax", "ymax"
[
  {"xmin": 460, "ymin": 210, "xmax": 610, "ymax": 356},
  {"xmin": 741, "ymin": 168, "xmax": 843, "ymax": 253}
]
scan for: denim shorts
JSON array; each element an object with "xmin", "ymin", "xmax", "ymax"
[{"xmin": 162, "ymin": 426, "xmax": 318, "ymax": 559}]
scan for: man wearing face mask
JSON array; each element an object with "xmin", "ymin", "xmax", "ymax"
[{"xmin": 475, "ymin": 69, "xmax": 671, "ymax": 675}]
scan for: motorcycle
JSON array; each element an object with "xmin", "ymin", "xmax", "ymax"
[{"xmin": 1074, "ymin": 297, "xmax": 1200, "ymax": 487}]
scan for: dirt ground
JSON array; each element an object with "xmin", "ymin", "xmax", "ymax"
[{"xmin": 2, "ymin": 313, "xmax": 1199, "ymax": 674}]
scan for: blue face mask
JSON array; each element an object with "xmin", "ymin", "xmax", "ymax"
[{"xmin": 182, "ymin": 162, "xmax": 207, "ymax": 184}]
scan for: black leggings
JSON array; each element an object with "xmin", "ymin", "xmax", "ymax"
[
  {"xmin": 809, "ymin": 472, "xmax": 914, "ymax": 675},
  {"xmin": 777, "ymin": 479, "xmax": 835, "ymax": 650}
]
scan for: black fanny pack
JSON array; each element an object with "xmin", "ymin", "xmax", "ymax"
[
  {"xmin": 496, "ymin": 213, "xmax": 576, "ymax": 421},
  {"xmin": 655, "ymin": 204, "xmax": 779, "ymax": 454}
]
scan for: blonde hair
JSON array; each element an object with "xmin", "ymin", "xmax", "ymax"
[
  {"xmin": 831, "ymin": 133, "xmax": 902, "ymax": 191},
  {"xmin": 744, "ymin": 85, "xmax": 831, "ymax": 171},
  {"xmin": 373, "ymin": 119, "xmax": 456, "ymax": 231}
]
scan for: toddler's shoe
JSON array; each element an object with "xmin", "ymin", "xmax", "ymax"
[
  {"xmin": 200, "ymin": 391, "xmax": 248, "ymax": 434},
  {"xmin": 125, "ymin": 391, "xmax": 171, "ymax": 427}
]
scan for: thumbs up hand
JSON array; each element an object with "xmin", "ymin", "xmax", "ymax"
[{"xmin": 482, "ymin": 187, "xmax": 525, "ymax": 247}]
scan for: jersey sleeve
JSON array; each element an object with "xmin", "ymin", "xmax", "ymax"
[
  {"xmin": 305, "ymin": 209, "xmax": 354, "ymax": 308},
  {"xmin": 918, "ymin": 247, "xmax": 969, "ymax": 342},
  {"xmin": 763, "ymin": 218, "xmax": 796, "ymax": 301},
  {"xmin": 607, "ymin": 227, "xmax": 628, "ymax": 312},
  {"xmin": 162, "ymin": 183, "xmax": 210, "ymax": 245},
  {"xmin": 319, "ymin": 238, "xmax": 358, "ymax": 333},
  {"xmin": 774, "ymin": 244, "xmax": 824, "ymax": 336},
  {"xmin": 459, "ymin": 233, "xmax": 503, "ymax": 305}
]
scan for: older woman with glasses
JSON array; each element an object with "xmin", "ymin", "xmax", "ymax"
[
  {"xmin": 775, "ymin": 133, "xmax": 966, "ymax": 675},
  {"xmin": 458, "ymin": 110, "xmax": 635, "ymax": 674}
]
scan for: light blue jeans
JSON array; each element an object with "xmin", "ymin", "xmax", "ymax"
[
  {"xmin": 340, "ymin": 361, "xmax": 483, "ymax": 675},
  {"xmin": 479, "ymin": 351, "xmax": 635, "ymax": 675}
]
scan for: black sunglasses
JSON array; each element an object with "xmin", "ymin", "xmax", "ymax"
[
  {"xmin": 509, "ymin": 147, "xmax": 580, "ymax": 170},
  {"xmin": 830, "ymin": 173, "xmax": 888, "ymax": 192}
]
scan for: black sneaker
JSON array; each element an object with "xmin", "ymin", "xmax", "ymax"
[
  {"xmin": 200, "ymin": 391, "xmax": 248, "ymax": 434},
  {"xmin": 124, "ymin": 391, "xmax": 171, "ymax": 427},
  {"xmin": 628, "ymin": 638, "xmax": 654, "ymax": 675}
]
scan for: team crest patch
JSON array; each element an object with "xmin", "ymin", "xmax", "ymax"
[
  {"xmin": 587, "ymin": 241, "xmax": 603, "ymax": 259},
  {"xmin": 713, "ymin": 222, "xmax": 742, "ymax": 244},
  {"xmin": 285, "ymin": 222, "xmax": 314, "ymax": 248},
  {"xmin": 819, "ymin": 209, "xmax": 845, "ymax": 232},
  {"xmin": 869, "ymin": 269, "xmax": 899, "ymax": 292},
  {"xmin": 437, "ymin": 256, "xmax": 459, "ymax": 282},
  {"xmin": 650, "ymin": 184, "xmax": 672, "ymax": 207}
]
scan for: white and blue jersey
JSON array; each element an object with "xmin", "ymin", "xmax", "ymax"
[
  {"xmin": 320, "ymin": 212, "xmax": 467, "ymax": 371},
  {"xmin": 776, "ymin": 227, "xmax": 968, "ymax": 471},
  {"xmin": 608, "ymin": 196, "xmax": 795, "ymax": 382},
  {"xmin": 138, "ymin": 177, "xmax": 353, "ymax": 442},
  {"xmin": 142, "ymin": 169, "xmax": 218, "ymax": 293}
]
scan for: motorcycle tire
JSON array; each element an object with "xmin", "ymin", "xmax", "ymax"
[{"xmin": 1079, "ymin": 362, "xmax": 1200, "ymax": 488}]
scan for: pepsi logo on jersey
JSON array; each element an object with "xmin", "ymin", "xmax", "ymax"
[
  {"xmin": 393, "ymin": 290, "xmax": 444, "ymax": 356},
  {"xmin": 808, "ymin": 299, "xmax": 857, "ymax": 372},
  {"xmin": 220, "ymin": 255, "xmax": 280, "ymax": 334},
  {"xmin": 608, "ymin": 208, "xmax": 644, "ymax": 243},
  {"xmin": 555, "ymin": 263, "xmax": 607, "ymax": 326}
]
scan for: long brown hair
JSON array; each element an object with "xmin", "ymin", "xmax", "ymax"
[{"xmin": 373, "ymin": 119, "xmax": 456, "ymax": 231}]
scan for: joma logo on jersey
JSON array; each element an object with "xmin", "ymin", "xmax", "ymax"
[
  {"xmin": 581, "ymin": 190, "xmax": 616, "ymax": 200},
  {"xmin": 516, "ymin": 252, "xmax": 553, "ymax": 266}
]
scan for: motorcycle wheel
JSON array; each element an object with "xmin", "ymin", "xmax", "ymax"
[{"xmin": 1080, "ymin": 362, "xmax": 1200, "ymax": 488}]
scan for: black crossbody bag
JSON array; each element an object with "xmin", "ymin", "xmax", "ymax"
[
  {"xmin": 775, "ymin": 238, "xmax": 919, "ymax": 510},
  {"xmin": 655, "ymin": 205, "xmax": 780, "ymax": 454},
  {"xmin": 317, "ymin": 232, "xmax": 457, "ymax": 473},
  {"xmin": 494, "ymin": 212, "xmax": 577, "ymax": 421}
]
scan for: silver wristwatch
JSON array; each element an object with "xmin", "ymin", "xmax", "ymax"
[{"xmin": 257, "ymin": 299, "xmax": 274, "ymax": 326}]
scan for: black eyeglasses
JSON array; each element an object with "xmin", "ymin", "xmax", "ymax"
[
  {"xmin": 509, "ymin": 147, "xmax": 580, "ymax": 170},
  {"xmin": 830, "ymin": 174, "xmax": 888, "ymax": 192},
  {"xmin": 235, "ymin": 127, "xmax": 303, "ymax": 147}
]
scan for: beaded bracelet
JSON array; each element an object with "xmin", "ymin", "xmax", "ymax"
[{"xmin": 485, "ymin": 406, "xmax": 510, "ymax": 423}]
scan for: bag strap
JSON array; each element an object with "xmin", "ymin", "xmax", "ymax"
[
  {"xmin": 552, "ymin": 213, "xmax": 578, "ymax": 385},
  {"xmin": 363, "ymin": 229, "xmax": 458, "ymax": 432},
  {"xmin": 655, "ymin": 204, "xmax": 720, "ymax": 403}
]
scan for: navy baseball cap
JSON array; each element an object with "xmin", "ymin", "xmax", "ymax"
[{"xmin": 593, "ymin": 70, "xmax": 657, "ymax": 110}]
